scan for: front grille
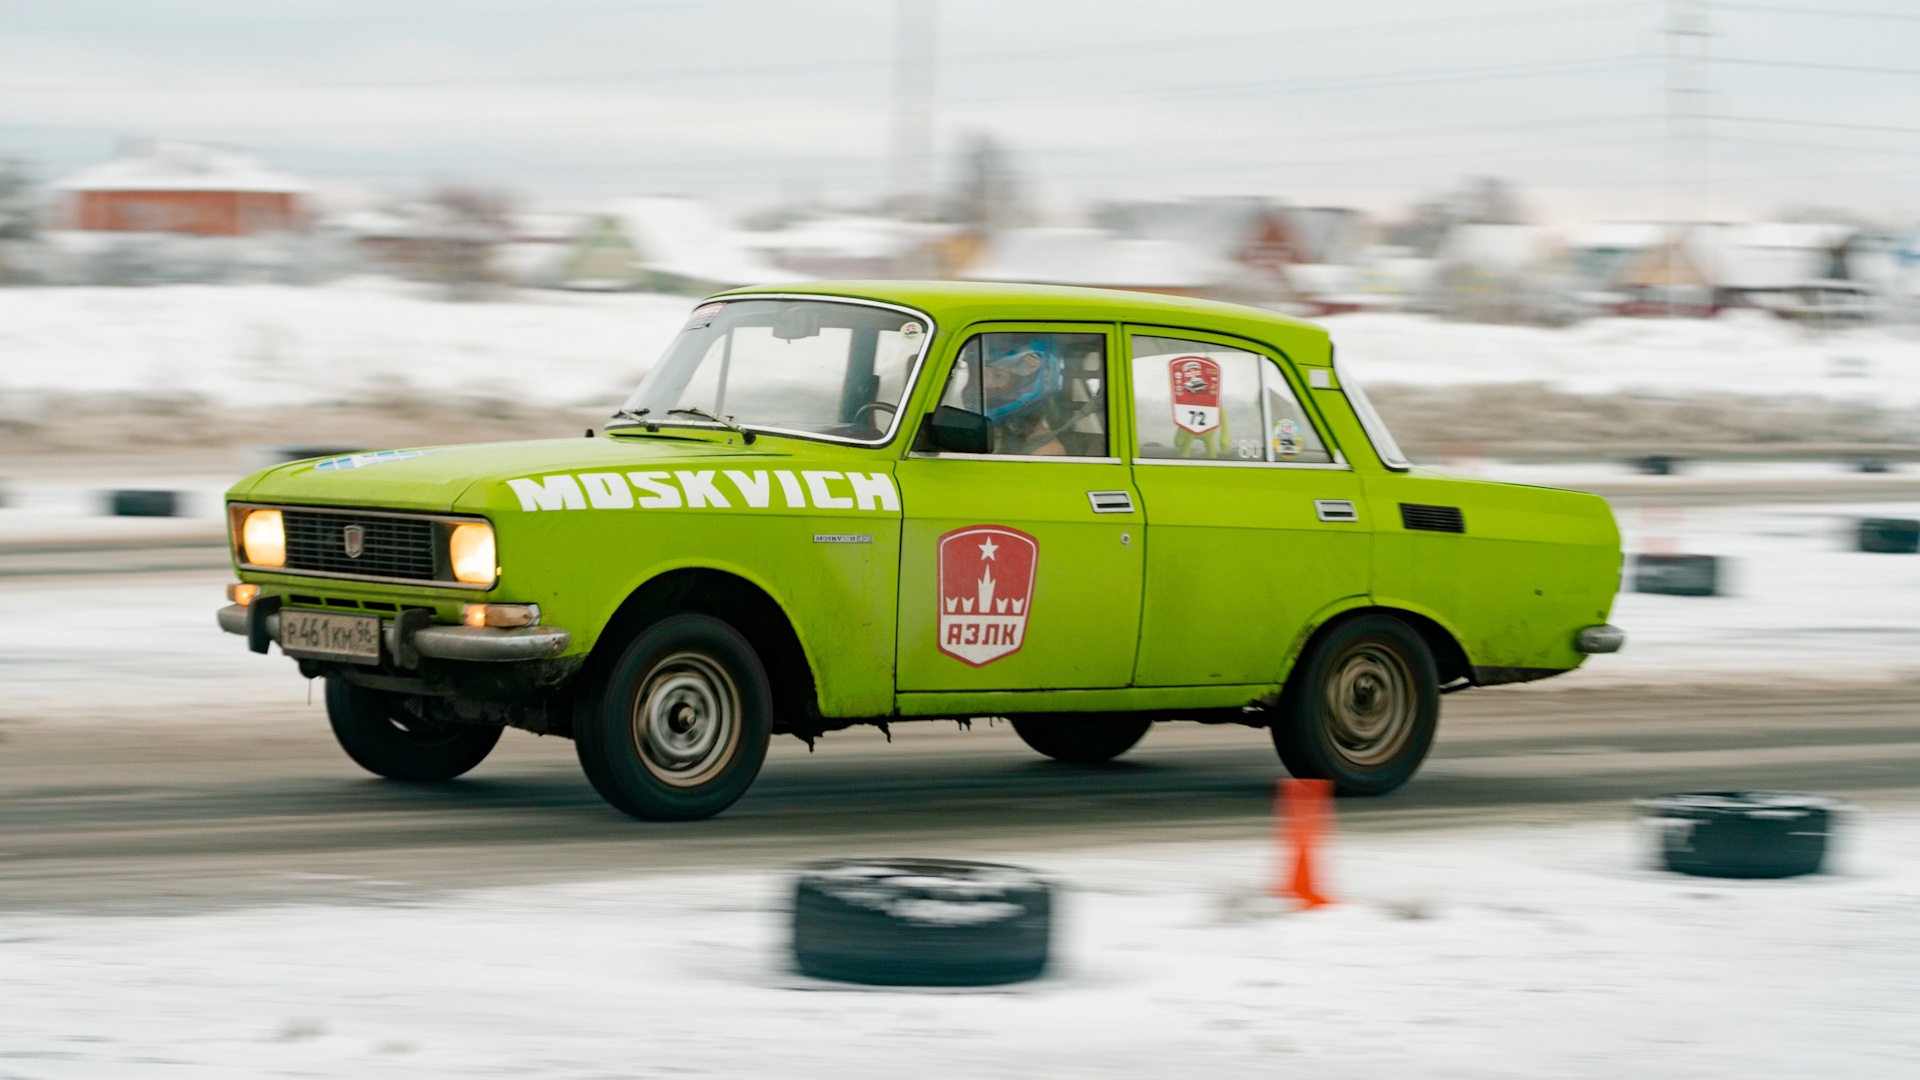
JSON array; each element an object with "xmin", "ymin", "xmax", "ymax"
[
  {"xmin": 1400, "ymin": 503, "xmax": 1466, "ymax": 533},
  {"xmin": 283, "ymin": 509, "xmax": 438, "ymax": 581}
]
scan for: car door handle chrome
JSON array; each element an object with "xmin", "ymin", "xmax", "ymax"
[
  {"xmin": 1087, "ymin": 490, "xmax": 1135, "ymax": 514},
  {"xmin": 1315, "ymin": 499, "xmax": 1359, "ymax": 522}
]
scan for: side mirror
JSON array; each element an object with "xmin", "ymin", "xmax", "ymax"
[{"xmin": 922, "ymin": 406, "xmax": 992, "ymax": 454}]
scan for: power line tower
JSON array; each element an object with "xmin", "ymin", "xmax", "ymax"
[
  {"xmin": 888, "ymin": 0, "xmax": 938, "ymax": 220},
  {"xmin": 1665, "ymin": 0, "xmax": 1712, "ymax": 318}
]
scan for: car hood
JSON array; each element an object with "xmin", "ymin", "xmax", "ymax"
[{"xmin": 230, "ymin": 436, "xmax": 779, "ymax": 512}]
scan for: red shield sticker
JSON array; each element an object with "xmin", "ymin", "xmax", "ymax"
[
  {"xmin": 937, "ymin": 525, "xmax": 1038, "ymax": 667},
  {"xmin": 1169, "ymin": 356, "xmax": 1221, "ymax": 435}
]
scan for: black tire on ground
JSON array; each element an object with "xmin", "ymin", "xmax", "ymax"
[
  {"xmin": 1638, "ymin": 791, "xmax": 1843, "ymax": 879},
  {"xmin": 793, "ymin": 858, "xmax": 1052, "ymax": 986},
  {"xmin": 1009, "ymin": 713, "xmax": 1153, "ymax": 763},
  {"xmin": 1272, "ymin": 614, "xmax": 1439, "ymax": 797},
  {"xmin": 1633, "ymin": 553, "xmax": 1721, "ymax": 596},
  {"xmin": 324, "ymin": 678, "xmax": 502, "ymax": 782},
  {"xmin": 572, "ymin": 613, "xmax": 773, "ymax": 822},
  {"xmin": 1858, "ymin": 518, "xmax": 1920, "ymax": 554}
]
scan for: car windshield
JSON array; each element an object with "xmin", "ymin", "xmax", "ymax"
[{"xmin": 617, "ymin": 298, "xmax": 929, "ymax": 443}]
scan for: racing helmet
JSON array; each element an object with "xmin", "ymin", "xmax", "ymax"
[{"xmin": 981, "ymin": 337, "xmax": 1065, "ymax": 423}]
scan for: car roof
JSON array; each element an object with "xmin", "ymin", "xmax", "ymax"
[{"xmin": 709, "ymin": 280, "xmax": 1329, "ymax": 357}]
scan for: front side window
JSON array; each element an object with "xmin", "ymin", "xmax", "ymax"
[
  {"xmin": 1132, "ymin": 335, "xmax": 1332, "ymax": 464},
  {"xmin": 931, "ymin": 331, "xmax": 1109, "ymax": 457},
  {"xmin": 620, "ymin": 298, "xmax": 928, "ymax": 443}
]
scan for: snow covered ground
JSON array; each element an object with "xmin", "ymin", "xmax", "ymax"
[
  {"xmin": 1325, "ymin": 307, "xmax": 1920, "ymax": 406},
  {"xmin": 0, "ymin": 280, "xmax": 690, "ymax": 410},
  {"xmin": 1, "ymin": 813, "xmax": 1914, "ymax": 1078},
  {"xmin": 4, "ymin": 281, "xmax": 1920, "ymax": 410}
]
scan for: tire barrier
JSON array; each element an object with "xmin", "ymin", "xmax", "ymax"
[
  {"xmin": 1631, "ymin": 454, "xmax": 1679, "ymax": 476},
  {"xmin": 793, "ymin": 858, "xmax": 1052, "ymax": 986},
  {"xmin": 1631, "ymin": 553, "xmax": 1720, "ymax": 596},
  {"xmin": 106, "ymin": 489, "xmax": 181, "ymax": 517},
  {"xmin": 1857, "ymin": 518, "xmax": 1920, "ymax": 554},
  {"xmin": 1638, "ymin": 792, "xmax": 1843, "ymax": 879}
]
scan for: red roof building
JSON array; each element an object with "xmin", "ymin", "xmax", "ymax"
[{"xmin": 57, "ymin": 142, "xmax": 311, "ymax": 236}]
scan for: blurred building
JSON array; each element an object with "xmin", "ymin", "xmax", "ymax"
[
  {"xmin": 960, "ymin": 226, "xmax": 1235, "ymax": 296},
  {"xmin": 739, "ymin": 214, "xmax": 959, "ymax": 280},
  {"xmin": 56, "ymin": 142, "xmax": 309, "ymax": 236},
  {"xmin": 555, "ymin": 197, "xmax": 792, "ymax": 292}
]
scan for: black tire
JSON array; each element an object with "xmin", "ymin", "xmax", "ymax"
[
  {"xmin": 1009, "ymin": 713, "xmax": 1152, "ymax": 764},
  {"xmin": 1272, "ymin": 614, "xmax": 1438, "ymax": 797},
  {"xmin": 573, "ymin": 613, "xmax": 772, "ymax": 822},
  {"xmin": 1638, "ymin": 791, "xmax": 1843, "ymax": 879},
  {"xmin": 793, "ymin": 858, "xmax": 1051, "ymax": 986},
  {"xmin": 325, "ymin": 678, "xmax": 502, "ymax": 782}
]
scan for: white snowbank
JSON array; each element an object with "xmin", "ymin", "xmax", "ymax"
[
  {"xmin": 0, "ymin": 279, "xmax": 694, "ymax": 409},
  {"xmin": 4, "ymin": 283, "xmax": 1918, "ymax": 413},
  {"xmin": 1324, "ymin": 308, "xmax": 1920, "ymax": 406},
  {"xmin": 1, "ymin": 814, "xmax": 1915, "ymax": 1078}
]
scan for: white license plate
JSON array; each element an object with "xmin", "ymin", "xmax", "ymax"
[{"xmin": 279, "ymin": 610, "xmax": 381, "ymax": 664}]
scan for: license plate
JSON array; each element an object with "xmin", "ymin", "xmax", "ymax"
[{"xmin": 279, "ymin": 610, "xmax": 381, "ymax": 664}]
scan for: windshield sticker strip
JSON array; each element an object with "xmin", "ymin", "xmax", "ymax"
[
  {"xmin": 504, "ymin": 470, "xmax": 898, "ymax": 513},
  {"xmin": 312, "ymin": 449, "xmax": 435, "ymax": 471}
]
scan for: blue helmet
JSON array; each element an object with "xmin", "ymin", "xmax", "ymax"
[{"xmin": 982, "ymin": 337, "xmax": 1065, "ymax": 423}]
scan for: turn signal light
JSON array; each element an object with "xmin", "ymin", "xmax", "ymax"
[
  {"xmin": 462, "ymin": 603, "xmax": 539, "ymax": 628},
  {"xmin": 448, "ymin": 522, "xmax": 497, "ymax": 586},
  {"xmin": 241, "ymin": 509, "xmax": 286, "ymax": 567},
  {"xmin": 226, "ymin": 583, "xmax": 261, "ymax": 606}
]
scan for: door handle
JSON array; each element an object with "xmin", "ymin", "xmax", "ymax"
[
  {"xmin": 1087, "ymin": 490, "xmax": 1135, "ymax": 514},
  {"xmin": 1314, "ymin": 499, "xmax": 1359, "ymax": 522}
]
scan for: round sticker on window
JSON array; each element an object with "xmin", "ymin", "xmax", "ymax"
[
  {"xmin": 1272, "ymin": 418, "xmax": 1301, "ymax": 459},
  {"xmin": 901, "ymin": 321, "xmax": 923, "ymax": 341}
]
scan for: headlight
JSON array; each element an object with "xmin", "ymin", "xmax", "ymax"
[
  {"xmin": 241, "ymin": 509, "xmax": 286, "ymax": 567},
  {"xmin": 448, "ymin": 522, "xmax": 497, "ymax": 586}
]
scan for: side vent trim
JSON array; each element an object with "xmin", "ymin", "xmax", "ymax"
[{"xmin": 1400, "ymin": 503, "xmax": 1466, "ymax": 533}]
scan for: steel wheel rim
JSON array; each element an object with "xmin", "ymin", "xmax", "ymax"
[
  {"xmin": 631, "ymin": 651, "xmax": 741, "ymax": 787},
  {"xmin": 1322, "ymin": 642, "xmax": 1415, "ymax": 767}
]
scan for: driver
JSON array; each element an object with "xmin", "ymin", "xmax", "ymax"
[{"xmin": 982, "ymin": 337, "xmax": 1069, "ymax": 455}]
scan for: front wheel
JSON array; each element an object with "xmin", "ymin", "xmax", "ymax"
[
  {"xmin": 1010, "ymin": 713, "xmax": 1153, "ymax": 764},
  {"xmin": 325, "ymin": 679, "xmax": 502, "ymax": 782},
  {"xmin": 1272, "ymin": 615, "xmax": 1438, "ymax": 796},
  {"xmin": 573, "ymin": 614, "xmax": 773, "ymax": 821}
]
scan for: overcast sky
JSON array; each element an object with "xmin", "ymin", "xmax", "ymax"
[{"xmin": 5, "ymin": 0, "xmax": 1920, "ymax": 225}]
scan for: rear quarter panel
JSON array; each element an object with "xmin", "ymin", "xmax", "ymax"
[{"xmin": 1364, "ymin": 472, "xmax": 1621, "ymax": 674}]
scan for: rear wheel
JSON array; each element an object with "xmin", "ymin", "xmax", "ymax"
[
  {"xmin": 325, "ymin": 678, "xmax": 502, "ymax": 782},
  {"xmin": 1272, "ymin": 615, "xmax": 1438, "ymax": 796},
  {"xmin": 1010, "ymin": 713, "xmax": 1153, "ymax": 764},
  {"xmin": 574, "ymin": 614, "xmax": 773, "ymax": 821}
]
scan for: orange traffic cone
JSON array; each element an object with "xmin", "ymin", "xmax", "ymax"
[{"xmin": 1274, "ymin": 777, "xmax": 1334, "ymax": 909}]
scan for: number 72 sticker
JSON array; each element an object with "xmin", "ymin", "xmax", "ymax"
[{"xmin": 1169, "ymin": 356, "xmax": 1221, "ymax": 435}]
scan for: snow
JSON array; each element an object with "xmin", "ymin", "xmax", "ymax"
[
  {"xmin": 1, "ymin": 813, "xmax": 1915, "ymax": 1077},
  {"xmin": 964, "ymin": 227, "xmax": 1236, "ymax": 289},
  {"xmin": 3, "ymin": 282, "xmax": 1916, "ymax": 413},
  {"xmin": 1324, "ymin": 307, "xmax": 1920, "ymax": 406},
  {"xmin": 605, "ymin": 196, "xmax": 796, "ymax": 288},
  {"xmin": 0, "ymin": 279, "xmax": 694, "ymax": 409},
  {"xmin": 55, "ymin": 142, "xmax": 311, "ymax": 195}
]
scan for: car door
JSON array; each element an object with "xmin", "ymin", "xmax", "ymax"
[
  {"xmin": 1126, "ymin": 327, "xmax": 1369, "ymax": 687},
  {"xmin": 895, "ymin": 324, "xmax": 1144, "ymax": 692}
]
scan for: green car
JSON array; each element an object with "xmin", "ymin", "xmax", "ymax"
[{"xmin": 218, "ymin": 282, "xmax": 1623, "ymax": 820}]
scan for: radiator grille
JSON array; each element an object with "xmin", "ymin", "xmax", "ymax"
[
  {"xmin": 1400, "ymin": 503, "xmax": 1466, "ymax": 533},
  {"xmin": 282, "ymin": 509, "xmax": 438, "ymax": 580}
]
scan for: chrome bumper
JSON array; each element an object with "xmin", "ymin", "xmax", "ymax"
[
  {"xmin": 1575, "ymin": 624, "xmax": 1626, "ymax": 654},
  {"xmin": 216, "ymin": 603, "xmax": 571, "ymax": 662}
]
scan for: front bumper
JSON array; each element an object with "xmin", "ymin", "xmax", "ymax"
[{"xmin": 216, "ymin": 603, "xmax": 571, "ymax": 662}]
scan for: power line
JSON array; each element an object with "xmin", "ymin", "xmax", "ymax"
[
  {"xmin": 1717, "ymin": 56, "xmax": 1920, "ymax": 78},
  {"xmin": 1718, "ymin": 114, "xmax": 1920, "ymax": 137}
]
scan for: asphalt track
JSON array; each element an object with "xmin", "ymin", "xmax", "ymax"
[{"xmin": 2, "ymin": 681, "xmax": 1916, "ymax": 913}]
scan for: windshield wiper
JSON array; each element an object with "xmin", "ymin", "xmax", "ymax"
[
  {"xmin": 668, "ymin": 407, "xmax": 757, "ymax": 445},
  {"xmin": 606, "ymin": 406, "xmax": 658, "ymax": 432}
]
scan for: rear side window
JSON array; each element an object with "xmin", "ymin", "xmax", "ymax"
[{"xmin": 1131, "ymin": 335, "xmax": 1332, "ymax": 464}]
